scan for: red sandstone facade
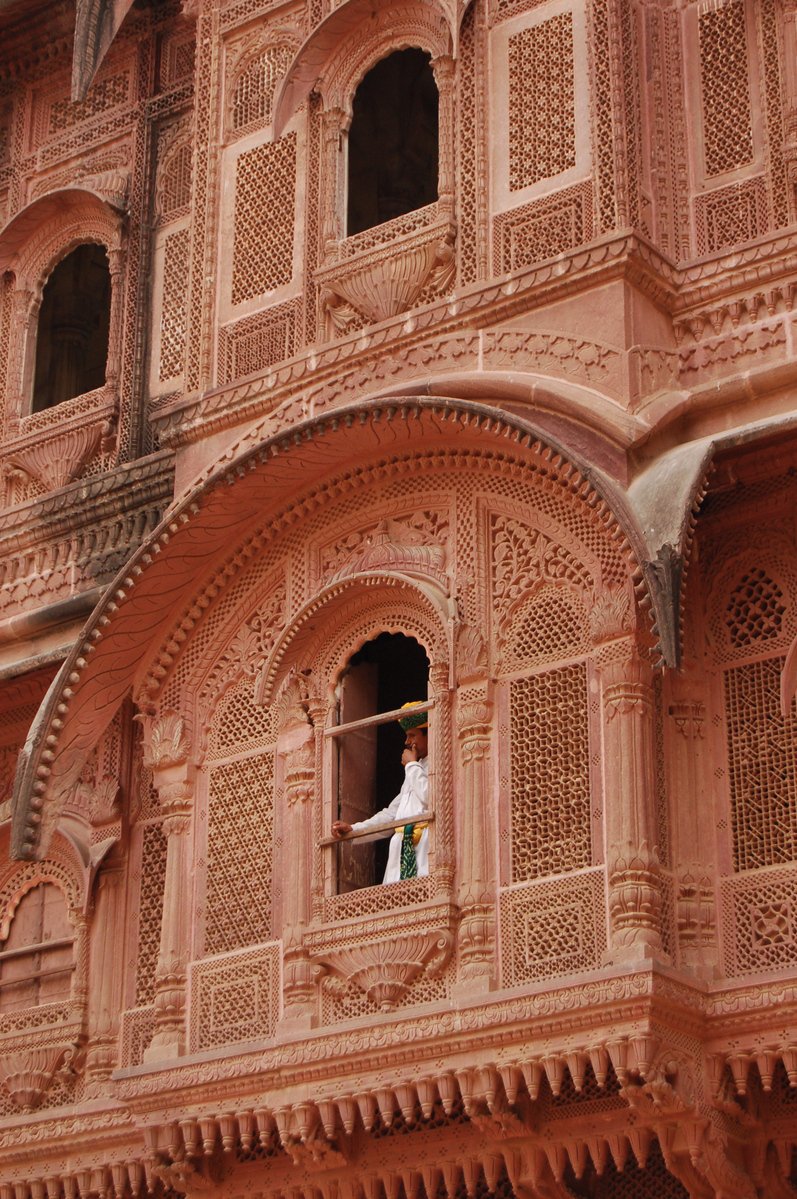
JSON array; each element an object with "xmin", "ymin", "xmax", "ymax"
[{"xmin": 0, "ymin": 0, "xmax": 795, "ymax": 1195}]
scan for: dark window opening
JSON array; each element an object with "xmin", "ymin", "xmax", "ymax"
[
  {"xmin": 334, "ymin": 632, "xmax": 429, "ymax": 891},
  {"xmin": 32, "ymin": 243, "xmax": 111, "ymax": 413},
  {"xmin": 0, "ymin": 883, "xmax": 73, "ymax": 1013},
  {"xmin": 346, "ymin": 48, "xmax": 439, "ymax": 237}
]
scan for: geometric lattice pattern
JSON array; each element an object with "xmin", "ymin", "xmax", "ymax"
[
  {"xmin": 119, "ymin": 1005, "xmax": 157, "ymax": 1068},
  {"xmin": 499, "ymin": 867, "xmax": 606, "ymax": 985},
  {"xmin": 508, "ymin": 14, "xmax": 576, "ymax": 190},
  {"xmin": 188, "ymin": 941, "xmax": 280, "ymax": 1051},
  {"xmin": 501, "ymin": 584, "xmax": 590, "ymax": 674},
  {"xmin": 695, "ymin": 176, "xmax": 768, "ymax": 255},
  {"xmin": 218, "ymin": 298, "xmax": 298, "ymax": 383},
  {"xmin": 510, "ymin": 664, "xmax": 591, "ymax": 881},
  {"xmin": 135, "ymin": 822, "xmax": 168, "ymax": 1006},
  {"xmin": 157, "ymin": 142, "xmax": 192, "ymax": 222},
  {"xmin": 232, "ymin": 134, "xmax": 296, "ymax": 304},
  {"xmin": 494, "ymin": 181, "xmax": 594, "ymax": 274},
  {"xmin": 724, "ymin": 657, "xmax": 797, "ymax": 872},
  {"xmin": 158, "ymin": 227, "xmax": 190, "ymax": 382},
  {"xmin": 205, "ymin": 752, "xmax": 274, "ymax": 954},
  {"xmin": 231, "ymin": 45, "xmax": 293, "ymax": 137},
  {"xmin": 726, "ymin": 569, "xmax": 786, "ymax": 648},
  {"xmin": 206, "ymin": 680, "xmax": 278, "ymax": 760},
  {"xmin": 721, "ymin": 866, "xmax": 797, "ymax": 976},
  {"xmin": 698, "ymin": 0, "xmax": 754, "ymax": 178}
]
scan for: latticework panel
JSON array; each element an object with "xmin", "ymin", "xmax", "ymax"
[
  {"xmin": 508, "ymin": 13, "xmax": 576, "ymax": 191},
  {"xmin": 205, "ymin": 751, "xmax": 274, "ymax": 954},
  {"xmin": 698, "ymin": 0, "xmax": 754, "ymax": 179},
  {"xmin": 34, "ymin": 68, "xmax": 134, "ymax": 143},
  {"xmin": 218, "ymin": 298, "xmax": 299, "ymax": 383},
  {"xmin": 321, "ymin": 876, "xmax": 432, "ymax": 923},
  {"xmin": 232, "ymin": 134, "xmax": 296, "ymax": 304},
  {"xmin": 493, "ymin": 181, "xmax": 594, "ymax": 275},
  {"xmin": 724, "ymin": 657, "xmax": 797, "ymax": 872},
  {"xmin": 721, "ymin": 866, "xmax": 797, "ymax": 976},
  {"xmin": 135, "ymin": 822, "xmax": 167, "ymax": 1006},
  {"xmin": 118, "ymin": 1005, "xmax": 156, "ymax": 1068},
  {"xmin": 695, "ymin": 176, "xmax": 768, "ymax": 255},
  {"xmin": 205, "ymin": 678, "xmax": 278, "ymax": 760},
  {"xmin": 499, "ymin": 868, "xmax": 606, "ymax": 985},
  {"xmin": 159, "ymin": 30, "xmax": 196, "ymax": 89},
  {"xmin": 188, "ymin": 941, "xmax": 280, "ymax": 1051},
  {"xmin": 158, "ymin": 226, "xmax": 190, "ymax": 382},
  {"xmin": 510, "ymin": 663, "xmax": 591, "ymax": 881},
  {"xmin": 229, "ymin": 44, "xmax": 293, "ymax": 138},
  {"xmin": 501, "ymin": 584, "xmax": 590, "ymax": 674},
  {"xmin": 157, "ymin": 142, "xmax": 192, "ymax": 223},
  {"xmin": 726, "ymin": 569, "xmax": 787, "ymax": 649}
]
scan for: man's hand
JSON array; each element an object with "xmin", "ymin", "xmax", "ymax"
[
  {"xmin": 332, "ymin": 820, "xmax": 352, "ymax": 838},
  {"xmin": 403, "ymin": 744, "xmax": 420, "ymax": 765}
]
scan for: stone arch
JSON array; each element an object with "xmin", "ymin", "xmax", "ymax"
[
  {"xmin": 12, "ymin": 397, "xmax": 654, "ymax": 862},
  {"xmin": 257, "ymin": 572, "xmax": 454, "ymax": 709},
  {"xmin": 274, "ymin": 0, "xmax": 458, "ymax": 135}
]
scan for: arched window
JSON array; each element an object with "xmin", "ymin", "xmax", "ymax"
[
  {"xmin": 346, "ymin": 48, "xmax": 439, "ymax": 236},
  {"xmin": 32, "ymin": 243, "xmax": 111, "ymax": 412},
  {"xmin": 0, "ymin": 882, "xmax": 73, "ymax": 1012},
  {"xmin": 333, "ymin": 631, "xmax": 429, "ymax": 891}
]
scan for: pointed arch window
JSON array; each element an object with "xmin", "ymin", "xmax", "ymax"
[
  {"xmin": 31, "ymin": 243, "xmax": 112, "ymax": 412},
  {"xmin": 346, "ymin": 48, "xmax": 439, "ymax": 236}
]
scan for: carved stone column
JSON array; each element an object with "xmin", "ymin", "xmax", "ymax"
[
  {"xmin": 666, "ymin": 679, "xmax": 718, "ymax": 973},
  {"xmin": 139, "ymin": 713, "xmax": 195, "ymax": 1062},
  {"xmin": 104, "ymin": 245, "xmax": 124, "ymax": 392},
  {"xmin": 320, "ymin": 106, "xmax": 346, "ymax": 251},
  {"xmin": 454, "ymin": 684, "xmax": 495, "ymax": 993},
  {"xmin": 84, "ymin": 859, "xmax": 125, "ymax": 1088},
  {"xmin": 431, "ymin": 55, "xmax": 456, "ymax": 221},
  {"xmin": 600, "ymin": 643, "xmax": 664, "ymax": 960},
  {"xmin": 6, "ymin": 286, "xmax": 34, "ymax": 427},
  {"xmin": 278, "ymin": 717, "xmax": 317, "ymax": 1031},
  {"xmin": 428, "ymin": 660, "xmax": 455, "ymax": 897}
]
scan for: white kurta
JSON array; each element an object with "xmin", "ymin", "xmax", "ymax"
[{"xmin": 351, "ymin": 758, "xmax": 429, "ymax": 884}]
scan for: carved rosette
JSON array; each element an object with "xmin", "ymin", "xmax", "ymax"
[{"xmin": 314, "ymin": 929, "xmax": 452, "ymax": 1011}]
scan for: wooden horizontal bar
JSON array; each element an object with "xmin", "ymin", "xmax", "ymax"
[
  {"xmin": 0, "ymin": 937, "xmax": 72, "ymax": 963},
  {"xmin": 319, "ymin": 813, "xmax": 434, "ymax": 848},
  {"xmin": 324, "ymin": 699, "xmax": 434, "ymax": 738},
  {"xmin": 0, "ymin": 963, "xmax": 75, "ymax": 989}
]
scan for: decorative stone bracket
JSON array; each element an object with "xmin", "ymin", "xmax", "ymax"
[
  {"xmin": 316, "ymin": 219, "xmax": 456, "ymax": 331},
  {"xmin": 312, "ymin": 927, "xmax": 453, "ymax": 1011},
  {"xmin": 0, "ymin": 1041, "xmax": 80, "ymax": 1109}
]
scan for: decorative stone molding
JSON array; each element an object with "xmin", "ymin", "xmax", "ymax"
[{"xmin": 5, "ymin": 417, "xmax": 107, "ymax": 492}]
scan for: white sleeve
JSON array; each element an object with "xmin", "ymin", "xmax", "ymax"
[{"xmin": 351, "ymin": 783, "xmax": 406, "ymax": 833}]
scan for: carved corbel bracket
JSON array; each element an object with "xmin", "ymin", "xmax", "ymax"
[
  {"xmin": 6, "ymin": 420, "xmax": 105, "ymax": 492},
  {"xmin": 0, "ymin": 1041, "xmax": 79, "ymax": 1109},
  {"xmin": 312, "ymin": 928, "xmax": 453, "ymax": 1011},
  {"xmin": 316, "ymin": 221, "xmax": 456, "ymax": 327}
]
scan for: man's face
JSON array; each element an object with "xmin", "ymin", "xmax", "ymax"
[{"xmin": 405, "ymin": 727, "xmax": 428, "ymax": 757}]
